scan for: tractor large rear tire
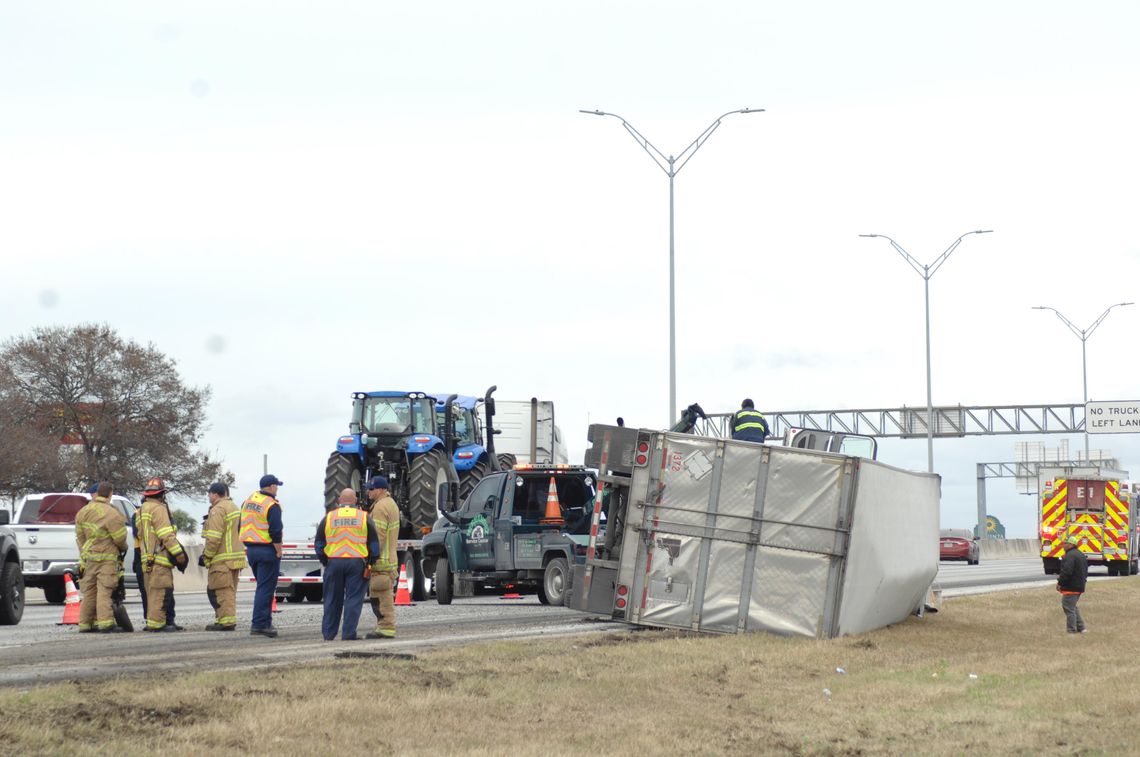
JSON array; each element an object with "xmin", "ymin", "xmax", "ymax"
[
  {"xmin": 496, "ymin": 453, "xmax": 517, "ymax": 472},
  {"xmin": 458, "ymin": 460, "xmax": 490, "ymax": 506},
  {"xmin": 408, "ymin": 448, "xmax": 450, "ymax": 534},
  {"xmin": 324, "ymin": 452, "xmax": 362, "ymax": 509}
]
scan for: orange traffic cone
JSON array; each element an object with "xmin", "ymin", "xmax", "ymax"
[
  {"xmin": 272, "ymin": 595, "xmax": 280, "ymax": 614},
  {"xmin": 394, "ymin": 564, "xmax": 415, "ymax": 606},
  {"xmin": 539, "ymin": 476, "xmax": 565, "ymax": 526},
  {"xmin": 500, "ymin": 583, "xmax": 523, "ymax": 600},
  {"xmin": 58, "ymin": 572, "xmax": 82, "ymax": 626}
]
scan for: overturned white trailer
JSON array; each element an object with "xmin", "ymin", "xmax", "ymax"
[{"xmin": 568, "ymin": 425, "xmax": 941, "ymax": 638}]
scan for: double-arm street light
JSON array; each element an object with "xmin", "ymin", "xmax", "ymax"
[
  {"xmin": 860, "ymin": 230, "xmax": 993, "ymax": 473},
  {"xmin": 580, "ymin": 107, "xmax": 764, "ymax": 424},
  {"xmin": 1032, "ymin": 301, "xmax": 1134, "ymax": 458}
]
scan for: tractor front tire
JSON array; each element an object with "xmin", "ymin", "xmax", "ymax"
[
  {"xmin": 497, "ymin": 453, "xmax": 517, "ymax": 472},
  {"xmin": 324, "ymin": 452, "xmax": 362, "ymax": 510},
  {"xmin": 408, "ymin": 448, "xmax": 450, "ymax": 534},
  {"xmin": 458, "ymin": 460, "xmax": 490, "ymax": 505}
]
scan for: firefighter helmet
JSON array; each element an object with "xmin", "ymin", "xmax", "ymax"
[{"xmin": 142, "ymin": 477, "xmax": 166, "ymax": 496}]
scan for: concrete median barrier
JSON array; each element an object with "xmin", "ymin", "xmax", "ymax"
[{"xmin": 979, "ymin": 538, "xmax": 1039, "ymax": 560}]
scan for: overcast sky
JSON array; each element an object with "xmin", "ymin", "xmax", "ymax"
[{"xmin": 2, "ymin": 1, "xmax": 1138, "ymax": 538}]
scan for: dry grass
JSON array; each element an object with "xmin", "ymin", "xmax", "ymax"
[{"xmin": 4, "ymin": 582, "xmax": 1139, "ymax": 756}]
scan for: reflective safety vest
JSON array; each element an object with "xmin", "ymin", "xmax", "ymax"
[
  {"xmin": 240, "ymin": 491, "xmax": 278, "ymax": 544},
  {"xmin": 732, "ymin": 409, "xmax": 769, "ymax": 442},
  {"xmin": 323, "ymin": 506, "xmax": 368, "ymax": 559}
]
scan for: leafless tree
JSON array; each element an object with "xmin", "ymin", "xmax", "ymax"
[{"xmin": 0, "ymin": 324, "xmax": 232, "ymax": 497}]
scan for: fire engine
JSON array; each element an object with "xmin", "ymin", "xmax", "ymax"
[{"xmin": 1039, "ymin": 467, "xmax": 1137, "ymax": 576}]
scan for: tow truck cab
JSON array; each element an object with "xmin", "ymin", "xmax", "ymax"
[{"xmin": 421, "ymin": 465, "xmax": 597, "ymax": 606}]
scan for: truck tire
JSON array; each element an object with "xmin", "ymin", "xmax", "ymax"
[
  {"xmin": 0, "ymin": 562, "xmax": 24, "ymax": 625},
  {"xmin": 542, "ymin": 557, "xmax": 569, "ymax": 607},
  {"xmin": 42, "ymin": 578, "xmax": 66, "ymax": 605},
  {"xmin": 324, "ymin": 452, "xmax": 362, "ymax": 509},
  {"xmin": 408, "ymin": 448, "xmax": 450, "ymax": 532},
  {"xmin": 404, "ymin": 554, "xmax": 428, "ymax": 602},
  {"xmin": 1131, "ymin": 559, "xmax": 1138, "ymax": 576},
  {"xmin": 497, "ymin": 453, "xmax": 517, "ymax": 472},
  {"xmin": 435, "ymin": 555, "xmax": 453, "ymax": 605},
  {"xmin": 458, "ymin": 460, "xmax": 489, "ymax": 505}
]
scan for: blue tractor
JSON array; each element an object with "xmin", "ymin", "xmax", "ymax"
[
  {"xmin": 324, "ymin": 391, "xmax": 460, "ymax": 539},
  {"xmin": 434, "ymin": 389, "xmax": 518, "ymax": 503}
]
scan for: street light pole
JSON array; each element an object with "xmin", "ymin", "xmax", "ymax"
[
  {"xmin": 580, "ymin": 107, "xmax": 764, "ymax": 425},
  {"xmin": 1032, "ymin": 302, "xmax": 1134, "ymax": 458},
  {"xmin": 860, "ymin": 230, "xmax": 993, "ymax": 473}
]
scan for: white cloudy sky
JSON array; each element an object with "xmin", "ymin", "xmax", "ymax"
[{"xmin": 2, "ymin": 1, "xmax": 1138, "ymax": 538}]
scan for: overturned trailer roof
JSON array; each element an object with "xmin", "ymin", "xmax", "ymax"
[{"xmin": 570, "ymin": 426, "xmax": 941, "ymax": 638}]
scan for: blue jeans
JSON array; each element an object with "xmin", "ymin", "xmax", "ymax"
[
  {"xmin": 246, "ymin": 544, "xmax": 280, "ymax": 630},
  {"xmin": 322, "ymin": 558, "xmax": 367, "ymax": 640}
]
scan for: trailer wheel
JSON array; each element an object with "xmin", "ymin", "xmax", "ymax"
[
  {"xmin": 458, "ymin": 460, "xmax": 489, "ymax": 505},
  {"xmin": 0, "ymin": 561, "xmax": 24, "ymax": 625},
  {"xmin": 408, "ymin": 448, "xmax": 450, "ymax": 533},
  {"xmin": 324, "ymin": 452, "xmax": 362, "ymax": 509},
  {"xmin": 435, "ymin": 555, "xmax": 453, "ymax": 605},
  {"xmin": 42, "ymin": 578, "xmax": 66, "ymax": 605},
  {"xmin": 542, "ymin": 557, "xmax": 569, "ymax": 607}
]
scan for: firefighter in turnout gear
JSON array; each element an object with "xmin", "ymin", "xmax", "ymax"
[
  {"xmin": 314, "ymin": 488, "xmax": 379, "ymax": 641},
  {"xmin": 242, "ymin": 474, "xmax": 285, "ymax": 638},
  {"xmin": 363, "ymin": 475, "xmax": 401, "ymax": 639},
  {"xmin": 74, "ymin": 482, "xmax": 128, "ymax": 632},
  {"xmin": 202, "ymin": 482, "xmax": 247, "ymax": 631},
  {"xmin": 138, "ymin": 477, "xmax": 188, "ymax": 632},
  {"xmin": 731, "ymin": 398, "xmax": 770, "ymax": 443}
]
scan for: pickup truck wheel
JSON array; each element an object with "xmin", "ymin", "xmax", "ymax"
[
  {"xmin": 0, "ymin": 562, "xmax": 25, "ymax": 625},
  {"xmin": 409, "ymin": 448, "xmax": 450, "ymax": 533},
  {"xmin": 435, "ymin": 556, "xmax": 453, "ymax": 605},
  {"xmin": 542, "ymin": 557, "xmax": 569, "ymax": 607},
  {"xmin": 405, "ymin": 555, "xmax": 428, "ymax": 602},
  {"xmin": 42, "ymin": 579, "xmax": 66, "ymax": 604}
]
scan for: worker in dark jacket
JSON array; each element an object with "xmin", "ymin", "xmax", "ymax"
[
  {"xmin": 731, "ymin": 398, "xmax": 770, "ymax": 443},
  {"xmin": 1057, "ymin": 534, "xmax": 1088, "ymax": 633},
  {"xmin": 314, "ymin": 488, "xmax": 380, "ymax": 641}
]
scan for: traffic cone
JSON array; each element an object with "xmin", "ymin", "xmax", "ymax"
[
  {"xmin": 272, "ymin": 595, "xmax": 280, "ymax": 614},
  {"xmin": 539, "ymin": 476, "xmax": 564, "ymax": 526},
  {"xmin": 500, "ymin": 583, "xmax": 523, "ymax": 600},
  {"xmin": 394, "ymin": 563, "xmax": 415, "ymax": 606},
  {"xmin": 58, "ymin": 572, "xmax": 82, "ymax": 626}
]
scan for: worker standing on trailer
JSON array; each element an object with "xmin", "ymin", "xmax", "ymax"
[
  {"xmin": 74, "ymin": 482, "xmax": 128, "ymax": 633},
  {"xmin": 201, "ymin": 482, "xmax": 247, "ymax": 631},
  {"xmin": 731, "ymin": 398, "xmax": 770, "ymax": 443},
  {"xmin": 241, "ymin": 474, "xmax": 285, "ymax": 638},
  {"xmin": 138, "ymin": 477, "xmax": 188, "ymax": 632},
  {"xmin": 314, "ymin": 488, "xmax": 379, "ymax": 641},
  {"xmin": 364, "ymin": 475, "xmax": 401, "ymax": 639}
]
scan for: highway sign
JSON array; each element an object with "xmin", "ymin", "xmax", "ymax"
[{"xmin": 1085, "ymin": 400, "xmax": 1140, "ymax": 434}]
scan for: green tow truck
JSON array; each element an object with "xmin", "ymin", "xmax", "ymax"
[{"xmin": 421, "ymin": 464, "xmax": 597, "ymax": 605}]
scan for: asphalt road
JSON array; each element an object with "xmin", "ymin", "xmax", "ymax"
[{"xmin": 0, "ymin": 557, "xmax": 1121, "ymax": 687}]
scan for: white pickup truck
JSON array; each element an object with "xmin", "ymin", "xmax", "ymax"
[{"xmin": 8, "ymin": 493, "xmax": 138, "ymax": 603}]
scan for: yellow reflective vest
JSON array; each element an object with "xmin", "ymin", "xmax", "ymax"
[
  {"xmin": 240, "ymin": 491, "xmax": 278, "ymax": 544},
  {"xmin": 323, "ymin": 506, "xmax": 368, "ymax": 559}
]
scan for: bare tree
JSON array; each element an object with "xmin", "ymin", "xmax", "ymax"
[{"xmin": 0, "ymin": 324, "xmax": 232, "ymax": 497}]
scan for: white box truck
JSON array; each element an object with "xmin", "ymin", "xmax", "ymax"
[
  {"xmin": 568, "ymin": 425, "xmax": 941, "ymax": 638},
  {"xmin": 492, "ymin": 398, "xmax": 568, "ymax": 466}
]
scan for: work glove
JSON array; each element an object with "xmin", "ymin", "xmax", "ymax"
[
  {"xmin": 76, "ymin": 564, "xmax": 85, "ymax": 580},
  {"xmin": 174, "ymin": 551, "xmax": 189, "ymax": 573},
  {"xmin": 197, "ymin": 554, "xmax": 207, "ymax": 568}
]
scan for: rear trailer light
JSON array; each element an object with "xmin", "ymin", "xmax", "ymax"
[
  {"xmin": 616, "ymin": 598, "xmax": 627, "ymax": 609},
  {"xmin": 635, "ymin": 441, "xmax": 650, "ymax": 467}
]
